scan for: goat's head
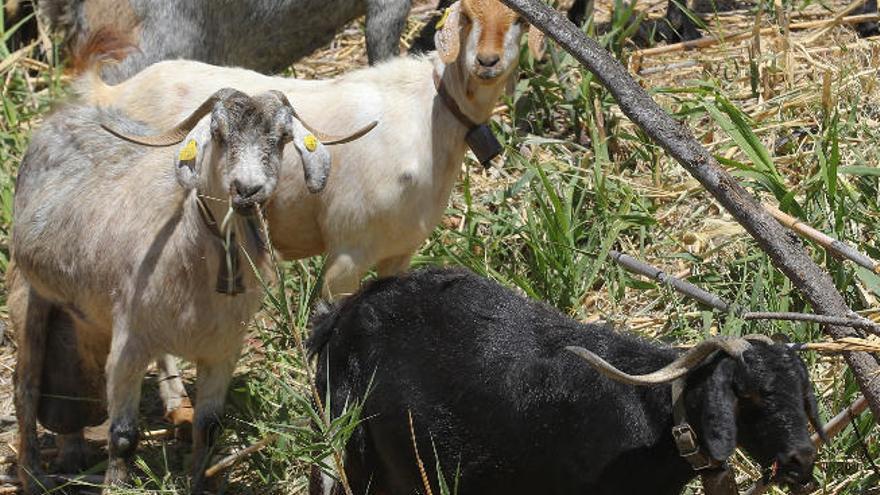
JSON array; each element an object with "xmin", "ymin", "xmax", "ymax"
[
  {"xmin": 568, "ymin": 336, "xmax": 822, "ymax": 493},
  {"xmin": 434, "ymin": 0, "xmax": 543, "ymax": 84},
  {"xmin": 104, "ymin": 88, "xmax": 335, "ymax": 209}
]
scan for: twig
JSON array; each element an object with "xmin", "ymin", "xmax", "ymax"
[
  {"xmin": 745, "ymin": 396, "xmax": 870, "ymax": 495},
  {"xmin": 638, "ymin": 60, "xmax": 700, "ymax": 76},
  {"xmin": 408, "ymin": 411, "xmax": 434, "ymax": 495},
  {"xmin": 0, "ymin": 474, "xmax": 105, "ymax": 486},
  {"xmin": 765, "ymin": 204, "xmax": 880, "ymax": 274},
  {"xmin": 743, "ymin": 312, "xmax": 880, "ymax": 334},
  {"xmin": 204, "ymin": 434, "xmax": 276, "ymax": 478},
  {"xmin": 608, "ymin": 250, "xmax": 731, "ymax": 311},
  {"xmin": 632, "ymin": 13, "xmax": 879, "ymax": 58},
  {"xmin": 609, "ymin": 250, "xmax": 880, "ymax": 333}
]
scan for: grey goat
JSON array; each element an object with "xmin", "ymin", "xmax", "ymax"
[
  {"xmin": 11, "ymin": 88, "xmax": 340, "ymax": 494},
  {"xmin": 39, "ymin": 0, "xmax": 413, "ymax": 82}
]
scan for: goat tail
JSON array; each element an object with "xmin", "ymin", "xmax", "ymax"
[{"xmin": 70, "ymin": 27, "xmax": 136, "ymax": 106}]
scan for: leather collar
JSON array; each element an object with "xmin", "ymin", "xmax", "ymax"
[
  {"xmin": 671, "ymin": 378, "xmax": 739, "ymax": 495},
  {"xmin": 195, "ymin": 195, "xmax": 264, "ymax": 295},
  {"xmin": 432, "ymin": 69, "xmax": 480, "ymax": 129},
  {"xmin": 431, "ymin": 69, "xmax": 502, "ymax": 167}
]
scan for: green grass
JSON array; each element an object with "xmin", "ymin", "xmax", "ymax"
[{"xmin": 1, "ymin": 2, "xmax": 878, "ymax": 493}]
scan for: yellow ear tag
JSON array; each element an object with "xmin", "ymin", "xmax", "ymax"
[
  {"xmin": 179, "ymin": 139, "xmax": 198, "ymax": 161},
  {"xmin": 436, "ymin": 8, "xmax": 450, "ymax": 29},
  {"xmin": 303, "ymin": 134, "xmax": 318, "ymax": 152}
]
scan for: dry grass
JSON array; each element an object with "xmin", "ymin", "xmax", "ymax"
[{"xmin": 0, "ymin": 0, "xmax": 878, "ymax": 492}]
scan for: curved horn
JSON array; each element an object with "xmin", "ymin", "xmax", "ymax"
[
  {"xmin": 566, "ymin": 337, "xmax": 752, "ymax": 386},
  {"xmin": 289, "ymin": 107, "xmax": 378, "ymax": 145},
  {"xmin": 102, "ymin": 88, "xmax": 241, "ymax": 147},
  {"xmin": 263, "ymin": 90, "xmax": 378, "ymax": 145},
  {"xmin": 743, "ymin": 333, "xmax": 775, "ymax": 345}
]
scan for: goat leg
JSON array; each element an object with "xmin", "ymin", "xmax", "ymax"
[
  {"xmin": 12, "ymin": 280, "xmax": 55, "ymax": 495},
  {"xmin": 365, "ymin": 0, "xmax": 412, "ymax": 63},
  {"xmin": 104, "ymin": 327, "xmax": 151, "ymax": 491},
  {"xmin": 321, "ymin": 251, "xmax": 369, "ymax": 300},
  {"xmin": 157, "ymin": 355, "xmax": 194, "ymax": 442},
  {"xmin": 190, "ymin": 357, "xmax": 237, "ymax": 494},
  {"xmin": 53, "ymin": 431, "xmax": 90, "ymax": 474}
]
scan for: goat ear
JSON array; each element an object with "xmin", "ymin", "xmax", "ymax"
[
  {"xmin": 527, "ymin": 26, "xmax": 545, "ymax": 61},
  {"xmin": 287, "ymin": 115, "xmax": 332, "ymax": 194},
  {"xmin": 434, "ymin": 1, "xmax": 462, "ymax": 64},
  {"xmin": 174, "ymin": 117, "xmax": 211, "ymax": 190},
  {"xmin": 700, "ymin": 358, "xmax": 738, "ymax": 461}
]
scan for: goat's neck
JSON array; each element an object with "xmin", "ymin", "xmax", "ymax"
[{"xmin": 436, "ymin": 60, "xmax": 508, "ymax": 124}]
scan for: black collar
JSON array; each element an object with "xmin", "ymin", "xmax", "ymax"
[
  {"xmin": 431, "ymin": 69, "xmax": 502, "ymax": 167},
  {"xmin": 671, "ymin": 378, "xmax": 739, "ymax": 495}
]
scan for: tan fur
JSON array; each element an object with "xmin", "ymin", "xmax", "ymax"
[{"xmin": 82, "ymin": 0, "xmax": 140, "ymax": 38}]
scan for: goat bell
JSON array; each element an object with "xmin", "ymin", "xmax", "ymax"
[{"xmin": 466, "ymin": 124, "xmax": 502, "ymax": 167}]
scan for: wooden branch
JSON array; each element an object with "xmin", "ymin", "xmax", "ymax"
[
  {"xmin": 609, "ymin": 250, "xmax": 880, "ymax": 334},
  {"xmin": 632, "ymin": 13, "xmax": 879, "ymax": 59},
  {"xmin": 204, "ymin": 434, "xmax": 276, "ymax": 478},
  {"xmin": 609, "ymin": 250, "xmax": 731, "ymax": 311},
  {"xmin": 744, "ymin": 396, "xmax": 870, "ymax": 495},
  {"xmin": 501, "ymin": 0, "xmax": 880, "ymax": 416},
  {"xmin": 765, "ymin": 204, "xmax": 880, "ymax": 274},
  {"xmin": 743, "ymin": 312, "xmax": 880, "ymax": 334}
]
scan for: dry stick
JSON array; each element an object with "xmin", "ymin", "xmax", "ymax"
[
  {"xmin": 204, "ymin": 434, "xmax": 277, "ymax": 479},
  {"xmin": 803, "ymin": 0, "xmax": 868, "ymax": 45},
  {"xmin": 609, "ymin": 250, "xmax": 730, "ymax": 311},
  {"xmin": 765, "ymin": 204, "xmax": 880, "ymax": 274},
  {"xmin": 632, "ymin": 13, "xmax": 879, "ymax": 58},
  {"xmin": 609, "ymin": 250, "xmax": 880, "ymax": 333},
  {"xmin": 503, "ymin": 0, "xmax": 880, "ymax": 417},
  {"xmin": 744, "ymin": 396, "xmax": 870, "ymax": 495}
]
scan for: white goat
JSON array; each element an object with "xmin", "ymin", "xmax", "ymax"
[
  {"xmin": 10, "ymin": 89, "xmax": 355, "ymax": 493},
  {"xmin": 82, "ymin": 0, "xmax": 543, "ymax": 298},
  {"xmin": 67, "ymin": 0, "xmax": 543, "ymax": 451}
]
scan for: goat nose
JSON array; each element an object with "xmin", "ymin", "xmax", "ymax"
[
  {"xmin": 233, "ymin": 180, "xmax": 263, "ymax": 199},
  {"xmin": 782, "ymin": 445, "xmax": 816, "ymax": 469},
  {"xmin": 477, "ymin": 54, "xmax": 500, "ymax": 68}
]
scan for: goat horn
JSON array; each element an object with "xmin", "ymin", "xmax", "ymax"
[
  {"xmin": 291, "ymin": 108, "xmax": 378, "ymax": 145},
  {"xmin": 566, "ymin": 337, "xmax": 752, "ymax": 386},
  {"xmin": 102, "ymin": 88, "xmax": 241, "ymax": 147},
  {"xmin": 743, "ymin": 333, "xmax": 775, "ymax": 345},
  {"xmin": 265, "ymin": 90, "xmax": 377, "ymax": 145}
]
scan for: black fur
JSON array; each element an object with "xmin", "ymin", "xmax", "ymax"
[{"xmin": 308, "ymin": 267, "xmax": 821, "ymax": 495}]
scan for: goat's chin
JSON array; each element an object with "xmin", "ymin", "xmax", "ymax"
[
  {"xmin": 471, "ymin": 68, "xmax": 508, "ymax": 84},
  {"xmin": 232, "ymin": 199, "xmax": 263, "ymax": 215},
  {"xmin": 776, "ymin": 470, "xmax": 817, "ymax": 494}
]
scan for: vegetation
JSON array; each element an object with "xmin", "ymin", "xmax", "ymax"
[{"xmin": 0, "ymin": 0, "xmax": 878, "ymax": 493}]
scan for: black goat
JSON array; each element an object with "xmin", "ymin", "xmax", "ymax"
[{"xmin": 308, "ymin": 267, "xmax": 824, "ymax": 495}]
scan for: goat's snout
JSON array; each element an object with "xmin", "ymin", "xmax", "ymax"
[
  {"xmin": 477, "ymin": 53, "xmax": 500, "ymax": 68},
  {"xmin": 776, "ymin": 444, "xmax": 817, "ymax": 491},
  {"xmin": 233, "ymin": 179, "xmax": 264, "ymax": 200},
  {"xmin": 231, "ymin": 177, "xmax": 269, "ymax": 209}
]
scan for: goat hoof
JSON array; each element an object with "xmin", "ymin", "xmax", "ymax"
[
  {"xmin": 166, "ymin": 398, "xmax": 195, "ymax": 442},
  {"xmin": 103, "ymin": 457, "xmax": 131, "ymax": 491},
  {"xmin": 52, "ymin": 433, "xmax": 90, "ymax": 473}
]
